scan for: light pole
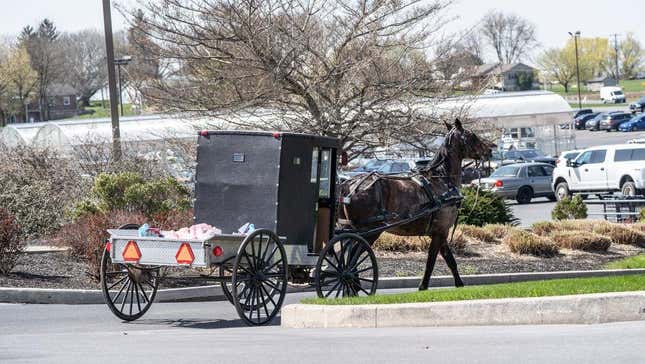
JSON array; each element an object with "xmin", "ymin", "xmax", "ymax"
[
  {"xmin": 114, "ymin": 56, "xmax": 132, "ymax": 117},
  {"xmin": 568, "ymin": 31, "xmax": 582, "ymax": 110},
  {"xmin": 102, "ymin": 0, "xmax": 121, "ymax": 160}
]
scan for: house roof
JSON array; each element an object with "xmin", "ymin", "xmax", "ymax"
[
  {"xmin": 587, "ymin": 76, "xmax": 615, "ymax": 83},
  {"xmin": 475, "ymin": 63, "xmax": 536, "ymax": 77},
  {"xmin": 47, "ymin": 83, "xmax": 77, "ymax": 96}
]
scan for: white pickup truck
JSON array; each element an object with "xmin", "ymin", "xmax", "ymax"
[{"xmin": 552, "ymin": 144, "xmax": 645, "ymax": 200}]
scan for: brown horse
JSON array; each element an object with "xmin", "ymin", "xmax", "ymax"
[{"xmin": 338, "ymin": 119, "xmax": 494, "ymax": 290}]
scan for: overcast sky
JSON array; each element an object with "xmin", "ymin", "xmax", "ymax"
[{"xmin": 2, "ymin": 0, "xmax": 644, "ymax": 64}]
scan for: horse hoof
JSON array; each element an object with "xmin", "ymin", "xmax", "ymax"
[{"xmin": 455, "ymin": 281, "xmax": 465, "ymax": 288}]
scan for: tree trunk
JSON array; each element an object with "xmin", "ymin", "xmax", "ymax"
[{"xmin": 563, "ymin": 82, "xmax": 569, "ymax": 93}]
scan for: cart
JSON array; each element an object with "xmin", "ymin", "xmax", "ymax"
[{"xmin": 101, "ymin": 131, "xmax": 381, "ymax": 326}]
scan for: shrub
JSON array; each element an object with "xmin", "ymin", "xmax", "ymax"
[
  {"xmin": 458, "ymin": 187, "xmax": 518, "ymax": 226},
  {"xmin": 483, "ymin": 224, "xmax": 513, "ymax": 240},
  {"xmin": 550, "ymin": 231, "xmax": 611, "ymax": 252},
  {"xmin": 0, "ymin": 209, "xmax": 24, "ymax": 275},
  {"xmin": 0, "ymin": 146, "xmax": 86, "ymax": 239},
  {"xmin": 448, "ymin": 230, "xmax": 468, "ymax": 254},
  {"xmin": 632, "ymin": 223, "xmax": 645, "ymax": 234},
  {"xmin": 531, "ymin": 221, "xmax": 558, "ymax": 236},
  {"xmin": 55, "ymin": 209, "xmax": 194, "ymax": 279},
  {"xmin": 641, "ymin": 209, "xmax": 645, "ymax": 222},
  {"xmin": 551, "ymin": 195, "xmax": 587, "ymax": 220},
  {"xmin": 593, "ymin": 223, "xmax": 645, "ymax": 246},
  {"xmin": 73, "ymin": 172, "xmax": 191, "ymax": 219},
  {"xmin": 554, "ymin": 219, "xmax": 604, "ymax": 233},
  {"xmin": 374, "ymin": 233, "xmax": 428, "ymax": 252},
  {"xmin": 459, "ymin": 225, "xmax": 497, "ymax": 243},
  {"xmin": 503, "ymin": 229, "xmax": 559, "ymax": 257}
]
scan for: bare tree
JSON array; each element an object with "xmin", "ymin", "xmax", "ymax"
[
  {"xmin": 481, "ymin": 10, "xmax": 537, "ymax": 64},
  {"xmin": 121, "ymin": 0, "xmax": 470, "ymax": 156},
  {"xmin": 59, "ymin": 30, "xmax": 108, "ymax": 107}
]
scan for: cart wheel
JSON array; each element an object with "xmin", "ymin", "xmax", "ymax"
[
  {"xmin": 232, "ymin": 229, "xmax": 288, "ymax": 326},
  {"xmin": 219, "ymin": 259, "xmax": 235, "ymax": 305},
  {"xmin": 100, "ymin": 223, "xmax": 160, "ymax": 321},
  {"xmin": 315, "ymin": 233, "xmax": 378, "ymax": 299}
]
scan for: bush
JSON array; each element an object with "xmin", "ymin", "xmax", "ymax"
[
  {"xmin": 73, "ymin": 172, "xmax": 191, "ymax": 219},
  {"xmin": 550, "ymin": 231, "xmax": 611, "ymax": 251},
  {"xmin": 374, "ymin": 233, "xmax": 428, "ymax": 252},
  {"xmin": 551, "ymin": 195, "xmax": 587, "ymax": 220},
  {"xmin": 632, "ymin": 223, "xmax": 645, "ymax": 234},
  {"xmin": 0, "ymin": 209, "xmax": 24, "ymax": 275},
  {"xmin": 55, "ymin": 209, "xmax": 194, "ymax": 279},
  {"xmin": 531, "ymin": 221, "xmax": 558, "ymax": 236},
  {"xmin": 0, "ymin": 146, "xmax": 86, "ymax": 239},
  {"xmin": 503, "ymin": 229, "xmax": 559, "ymax": 257},
  {"xmin": 458, "ymin": 187, "xmax": 518, "ymax": 226},
  {"xmin": 483, "ymin": 224, "xmax": 513, "ymax": 240},
  {"xmin": 641, "ymin": 209, "xmax": 645, "ymax": 222},
  {"xmin": 553, "ymin": 219, "xmax": 603, "ymax": 233},
  {"xmin": 448, "ymin": 230, "xmax": 468, "ymax": 254},
  {"xmin": 593, "ymin": 223, "xmax": 645, "ymax": 246},
  {"xmin": 459, "ymin": 225, "xmax": 497, "ymax": 243}
]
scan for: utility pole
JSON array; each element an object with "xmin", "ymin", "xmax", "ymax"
[
  {"xmin": 610, "ymin": 33, "xmax": 620, "ymax": 82},
  {"xmin": 102, "ymin": 0, "xmax": 122, "ymax": 161},
  {"xmin": 569, "ymin": 31, "xmax": 582, "ymax": 111}
]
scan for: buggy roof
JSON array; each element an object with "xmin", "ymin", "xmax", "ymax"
[{"xmin": 201, "ymin": 130, "xmax": 340, "ymax": 149}]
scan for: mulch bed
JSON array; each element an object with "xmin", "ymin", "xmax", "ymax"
[{"xmin": 2, "ymin": 239, "xmax": 644, "ymax": 290}]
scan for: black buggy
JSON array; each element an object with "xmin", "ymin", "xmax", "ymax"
[{"xmin": 102, "ymin": 131, "xmax": 379, "ymax": 326}]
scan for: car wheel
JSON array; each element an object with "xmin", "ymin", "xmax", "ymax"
[
  {"xmin": 555, "ymin": 182, "xmax": 571, "ymax": 201},
  {"xmin": 547, "ymin": 194, "xmax": 557, "ymax": 202},
  {"xmin": 621, "ymin": 181, "xmax": 637, "ymax": 197},
  {"xmin": 516, "ymin": 187, "xmax": 533, "ymax": 204}
]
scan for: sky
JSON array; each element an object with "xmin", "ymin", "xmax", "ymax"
[{"xmin": 1, "ymin": 0, "xmax": 644, "ymax": 64}]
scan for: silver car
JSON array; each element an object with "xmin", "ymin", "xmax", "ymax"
[{"xmin": 472, "ymin": 163, "xmax": 557, "ymax": 204}]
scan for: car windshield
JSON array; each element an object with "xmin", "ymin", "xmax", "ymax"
[
  {"xmin": 564, "ymin": 152, "xmax": 580, "ymax": 159},
  {"xmin": 518, "ymin": 150, "xmax": 543, "ymax": 158},
  {"xmin": 613, "ymin": 91, "xmax": 624, "ymax": 96},
  {"xmin": 491, "ymin": 166, "xmax": 520, "ymax": 177},
  {"xmin": 355, "ymin": 159, "xmax": 387, "ymax": 171}
]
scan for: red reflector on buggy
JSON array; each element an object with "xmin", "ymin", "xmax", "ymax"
[
  {"xmin": 212, "ymin": 246, "xmax": 223, "ymax": 257},
  {"xmin": 272, "ymin": 132, "xmax": 281, "ymax": 139},
  {"xmin": 106, "ymin": 242, "xmax": 111, "ymax": 252},
  {"xmin": 200, "ymin": 130, "xmax": 209, "ymax": 137},
  {"xmin": 122, "ymin": 241, "xmax": 142, "ymax": 262},
  {"xmin": 176, "ymin": 243, "xmax": 195, "ymax": 264}
]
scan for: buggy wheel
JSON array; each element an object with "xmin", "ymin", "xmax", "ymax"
[
  {"xmin": 315, "ymin": 233, "xmax": 378, "ymax": 299},
  {"xmin": 100, "ymin": 246, "xmax": 160, "ymax": 321},
  {"xmin": 219, "ymin": 257, "xmax": 236, "ymax": 305},
  {"xmin": 232, "ymin": 229, "xmax": 288, "ymax": 326}
]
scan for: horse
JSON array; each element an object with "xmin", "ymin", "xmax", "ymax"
[{"xmin": 338, "ymin": 119, "xmax": 494, "ymax": 290}]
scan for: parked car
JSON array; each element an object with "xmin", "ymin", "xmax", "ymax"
[
  {"xmin": 599, "ymin": 112, "xmax": 633, "ymax": 132},
  {"xmin": 586, "ymin": 111, "xmax": 620, "ymax": 131},
  {"xmin": 573, "ymin": 109, "xmax": 593, "ymax": 119},
  {"xmin": 345, "ymin": 159, "xmax": 415, "ymax": 177},
  {"xmin": 618, "ymin": 114, "xmax": 645, "ymax": 132},
  {"xmin": 556, "ymin": 149, "xmax": 583, "ymax": 167},
  {"xmin": 574, "ymin": 112, "xmax": 600, "ymax": 130},
  {"xmin": 552, "ymin": 144, "xmax": 645, "ymax": 200},
  {"xmin": 629, "ymin": 96, "xmax": 645, "ymax": 113},
  {"xmin": 501, "ymin": 149, "xmax": 557, "ymax": 166},
  {"xmin": 472, "ymin": 163, "xmax": 556, "ymax": 204},
  {"xmin": 600, "ymin": 86, "xmax": 626, "ymax": 103}
]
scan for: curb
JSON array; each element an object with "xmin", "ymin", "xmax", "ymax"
[
  {"xmin": 281, "ymin": 291, "xmax": 645, "ymax": 328},
  {"xmin": 2, "ymin": 268, "xmax": 645, "ymax": 305}
]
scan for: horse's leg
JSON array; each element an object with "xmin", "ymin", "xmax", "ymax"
[
  {"xmin": 439, "ymin": 244, "xmax": 464, "ymax": 288},
  {"xmin": 418, "ymin": 234, "xmax": 444, "ymax": 291}
]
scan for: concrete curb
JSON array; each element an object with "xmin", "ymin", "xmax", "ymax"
[
  {"xmin": 2, "ymin": 268, "xmax": 645, "ymax": 305},
  {"xmin": 281, "ymin": 291, "xmax": 645, "ymax": 328}
]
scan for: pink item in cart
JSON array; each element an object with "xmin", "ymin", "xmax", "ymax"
[{"xmin": 161, "ymin": 223, "xmax": 222, "ymax": 240}]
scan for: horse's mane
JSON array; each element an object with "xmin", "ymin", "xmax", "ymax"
[{"xmin": 425, "ymin": 129, "xmax": 455, "ymax": 176}]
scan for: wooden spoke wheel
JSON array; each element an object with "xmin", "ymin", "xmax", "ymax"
[
  {"xmin": 100, "ymin": 223, "xmax": 160, "ymax": 321},
  {"xmin": 232, "ymin": 229, "xmax": 288, "ymax": 326},
  {"xmin": 315, "ymin": 233, "xmax": 378, "ymax": 299}
]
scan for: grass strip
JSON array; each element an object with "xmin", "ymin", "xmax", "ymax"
[
  {"xmin": 302, "ymin": 274, "xmax": 645, "ymax": 305},
  {"xmin": 605, "ymin": 254, "xmax": 645, "ymax": 269}
]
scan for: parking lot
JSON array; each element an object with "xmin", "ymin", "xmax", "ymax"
[{"xmin": 509, "ymin": 126, "xmax": 644, "ymax": 226}]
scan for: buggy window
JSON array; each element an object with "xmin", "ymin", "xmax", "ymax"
[
  {"xmin": 310, "ymin": 148, "xmax": 319, "ymax": 183},
  {"xmin": 319, "ymin": 149, "xmax": 332, "ymax": 198}
]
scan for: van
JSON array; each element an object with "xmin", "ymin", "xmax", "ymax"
[
  {"xmin": 552, "ymin": 144, "xmax": 645, "ymax": 199},
  {"xmin": 600, "ymin": 86, "xmax": 626, "ymax": 104}
]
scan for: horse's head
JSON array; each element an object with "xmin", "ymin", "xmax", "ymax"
[{"xmin": 444, "ymin": 118, "xmax": 495, "ymax": 161}]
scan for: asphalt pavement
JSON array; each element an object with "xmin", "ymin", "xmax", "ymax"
[{"xmin": 2, "ymin": 290, "xmax": 645, "ymax": 364}]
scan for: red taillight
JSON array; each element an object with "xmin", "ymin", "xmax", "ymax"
[
  {"xmin": 212, "ymin": 246, "xmax": 223, "ymax": 257},
  {"xmin": 200, "ymin": 130, "xmax": 209, "ymax": 137},
  {"xmin": 105, "ymin": 241, "xmax": 111, "ymax": 252},
  {"xmin": 494, "ymin": 180, "xmax": 503, "ymax": 187},
  {"xmin": 122, "ymin": 241, "xmax": 142, "ymax": 262},
  {"xmin": 272, "ymin": 132, "xmax": 281, "ymax": 139},
  {"xmin": 175, "ymin": 243, "xmax": 195, "ymax": 265}
]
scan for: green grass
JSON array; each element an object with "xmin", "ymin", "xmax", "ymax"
[
  {"xmin": 550, "ymin": 79, "xmax": 645, "ymax": 96},
  {"xmin": 605, "ymin": 254, "xmax": 645, "ymax": 269},
  {"xmin": 302, "ymin": 274, "xmax": 645, "ymax": 305},
  {"xmin": 73, "ymin": 101, "xmax": 134, "ymax": 119}
]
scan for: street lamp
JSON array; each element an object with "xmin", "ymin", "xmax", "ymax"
[
  {"xmin": 114, "ymin": 55, "xmax": 132, "ymax": 117},
  {"xmin": 568, "ymin": 31, "xmax": 582, "ymax": 111}
]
